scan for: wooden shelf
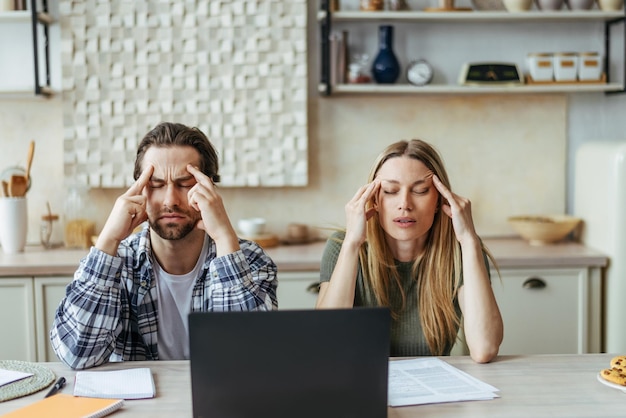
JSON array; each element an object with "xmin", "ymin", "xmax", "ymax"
[
  {"xmin": 0, "ymin": 10, "xmax": 29, "ymax": 22},
  {"xmin": 0, "ymin": 10, "xmax": 52, "ymax": 23},
  {"xmin": 325, "ymin": 82, "xmax": 625, "ymax": 94},
  {"xmin": 319, "ymin": 5, "xmax": 626, "ymax": 96},
  {"xmin": 0, "ymin": 3, "xmax": 55, "ymax": 97},
  {"xmin": 326, "ymin": 10, "xmax": 625, "ymax": 22}
]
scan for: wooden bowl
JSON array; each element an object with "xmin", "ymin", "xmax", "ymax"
[{"xmin": 508, "ymin": 215, "xmax": 582, "ymax": 246}]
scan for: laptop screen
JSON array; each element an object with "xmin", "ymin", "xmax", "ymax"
[{"xmin": 189, "ymin": 308, "xmax": 391, "ymax": 418}]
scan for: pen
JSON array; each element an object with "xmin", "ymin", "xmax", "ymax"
[{"xmin": 44, "ymin": 376, "xmax": 66, "ymax": 398}]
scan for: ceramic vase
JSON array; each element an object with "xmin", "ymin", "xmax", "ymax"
[
  {"xmin": 535, "ymin": 0, "xmax": 564, "ymax": 9},
  {"xmin": 564, "ymin": 0, "xmax": 593, "ymax": 9},
  {"xmin": 371, "ymin": 25, "xmax": 400, "ymax": 84}
]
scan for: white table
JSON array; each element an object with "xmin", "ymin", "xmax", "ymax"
[{"xmin": 1, "ymin": 354, "xmax": 625, "ymax": 417}]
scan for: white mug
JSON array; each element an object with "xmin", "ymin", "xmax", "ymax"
[{"xmin": 0, "ymin": 197, "xmax": 28, "ymax": 254}]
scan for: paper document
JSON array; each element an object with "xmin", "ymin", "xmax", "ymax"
[
  {"xmin": 74, "ymin": 367, "xmax": 155, "ymax": 399},
  {"xmin": 388, "ymin": 358, "xmax": 500, "ymax": 407},
  {"xmin": 0, "ymin": 369, "xmax": 33, "ymax": 387}
]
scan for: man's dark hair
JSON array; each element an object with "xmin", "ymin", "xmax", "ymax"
[{"xmin": 133, "ymin": 122, "xmax": 220, "ymax": 183}]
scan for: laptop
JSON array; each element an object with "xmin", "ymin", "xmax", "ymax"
[{"xmin": 188, "ymin": 307, "xmax": 391, "ymax": 418}]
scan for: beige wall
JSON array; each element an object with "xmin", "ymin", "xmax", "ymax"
[
  {"xmin": 0, "ymin": 0, "xmax": 569, "ymax": 246},
  {"xmin": 0, "ymin": 92, "xmax": 566, "ymax": 246}
]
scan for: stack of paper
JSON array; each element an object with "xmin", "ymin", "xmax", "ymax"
[
  {"xmin": 0, "ymin": 369, "xmax": 33, "ymax": 387},
  {"xmin": 73, "ymin": 367, "xmax": 155, "ymax": 400},
  {"xmin": 388, "ymin": 358, "xmax": 500, "ymax": 407}
]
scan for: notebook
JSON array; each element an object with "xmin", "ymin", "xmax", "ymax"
[
  {"xmin": 73, "ymin": 368, "xmax": 155, "ymax": 399},
  {"xmin": 3, "ymin": 393, "xmax": 123, "ymax": 418},
  {"xmin": 188, "ymin": 308, "xmax": 391, "ymax": 418}
]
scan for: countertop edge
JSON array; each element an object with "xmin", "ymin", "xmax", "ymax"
[{"xmin": 0, "ymin": 238, "xmax": 610, "ymax": 277}]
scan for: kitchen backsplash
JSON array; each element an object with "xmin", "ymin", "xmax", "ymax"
[
  {"xmin": 0, "ymin": 0, "xmax": 570, "ymax": 246},
  {"xmin": 0, "ymin": 92, "xmax": 566, "ymax": 246}
]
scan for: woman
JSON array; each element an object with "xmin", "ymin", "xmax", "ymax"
[{"xmin": 316, "ymin": 139, "xmax": 503, "ymax": 363}]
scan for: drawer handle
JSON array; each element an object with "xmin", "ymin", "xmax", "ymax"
[
  {"xmin": 522, "ymin": 277, "xmax": 546, "ymax": 289},
  {"xmin": 306, "ymin": 282, "xmax": 321, "ymax": 294}
]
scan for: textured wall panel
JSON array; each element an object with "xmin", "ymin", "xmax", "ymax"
[{"xmin": 59, "ymin": 0, "xmax": 308, "ymax": 188}]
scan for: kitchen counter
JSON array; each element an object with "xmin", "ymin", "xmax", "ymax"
[
  {"xmin": 483, "ymin": 237, "xmax": 608, "ymax": 268},
  {"xmin": 0, "ymin": 237, "xmax": 608, "ymax": 277}
]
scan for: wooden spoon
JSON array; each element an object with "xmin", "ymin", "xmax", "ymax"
[
  {"xmin": 24, "ymin": 140, "xmax": 35, "ymax": 185},
  {"xmin": 8, "ymin": 141, "xmax": 35, "ymax": 197}
]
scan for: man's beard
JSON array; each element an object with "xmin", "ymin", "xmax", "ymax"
[{"xmin": 149, "ymin": 209, "xmax": 200, "ymax": 240}]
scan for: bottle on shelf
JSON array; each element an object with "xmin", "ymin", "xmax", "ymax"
[{"xmin": 13, "ymin": 0, "xmax": 26, "ymax": 10}]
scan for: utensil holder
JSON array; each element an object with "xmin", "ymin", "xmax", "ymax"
[{"xmin": 0, "ymin": 197, "xmax": 28, "ymax": 254}]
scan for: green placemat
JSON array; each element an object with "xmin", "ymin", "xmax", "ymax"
[{"xmin": 0, "ymin": 360, "xmax": 56, "ymax": 402}]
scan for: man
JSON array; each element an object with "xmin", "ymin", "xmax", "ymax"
[{"xmin": 51, "ymin": 122, "xmax": 277, "ymax": 370}]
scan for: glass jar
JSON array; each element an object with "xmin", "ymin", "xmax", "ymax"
[
  {"xmin": 388, "ymin": 0, "xmax": 410, "ymax": 10},
  {"xmin": 348, "ymin": 63, "xmax": 361, "ymax": 84},
  {"xmin": 360, "ymin": 0, "xmax": 384, "ymax": 10},
  {"xmin": 41, "ymin": 213, "xmax": 59, "ymax": 249},
  {"xmin": 64, "ymin": 185, "xmax": 96, "ymax": 249}
]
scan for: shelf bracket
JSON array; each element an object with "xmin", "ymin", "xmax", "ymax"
[
  {"xmin": 604, "ymin": 10, "xmax": 626, "ymax": 96},
  {"xmin": 30, "ymin": 0, "xmax": 52, "ymax": 97},
  {"xmin": 320, "ymin": 0, "xmax": 331, "ymax": 96}
]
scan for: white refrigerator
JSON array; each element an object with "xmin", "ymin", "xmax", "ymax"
[{"xmin": 574, "ymin": 141, "xmax": 626, "ymax": 353}]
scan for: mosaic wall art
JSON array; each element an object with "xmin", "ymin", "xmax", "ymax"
[{"xmin": 59, "ymin": 0, "xmax": 308, "ymax": 188}]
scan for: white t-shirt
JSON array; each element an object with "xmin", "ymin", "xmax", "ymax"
[{"xmin": 154, "ymin": 236, "xmax": 209, "ymax": 360}]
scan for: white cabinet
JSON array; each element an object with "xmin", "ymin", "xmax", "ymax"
[
  {"xmin": 0, "ymin": 278, "xmax": 36, "ymax": 361},
  {"xmin": 274, "ymin": 266, "xmax": 603, "ymax": 355},
  {"xmin": 492, "ymin": 267, "xmax": 602, "ymax": 355},
  {"xmin": 0, "ymin": 276, "xmax": 70, "ymax": 362},
  {"xmin": 277, "ymin": 272, "xmax": 320, "ymax": 310},
  {"xmin": 278, "ymin": 267, "xmax": 602, "ymax": 355},
  {"xmin": 0, "ymin": 264, "xmax": 604, "ymax": 359},
  {"xmin": 0, "ymin": 7, "xmax": 57, "ymax": 96},
  {"xmin": 34, "ymin": 276, "xmax": 71, "ymax": 362}
]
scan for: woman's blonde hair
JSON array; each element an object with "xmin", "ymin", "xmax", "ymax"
[{"xmin": 360, "ymin": 139, "xmax": 481, "ymax": 355}]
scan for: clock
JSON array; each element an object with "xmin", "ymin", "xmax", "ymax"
[
  {"xmin": 407, "ymin": 59, "xmax": 433, "ymax": 86},
  {"xmin": 458, "ymin": 62, "xmax": 524, "ymax": 86}
]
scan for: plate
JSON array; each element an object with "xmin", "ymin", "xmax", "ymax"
[{"xmin": 597, "ymin": 372, "xmax": 626, "ymax": 392}]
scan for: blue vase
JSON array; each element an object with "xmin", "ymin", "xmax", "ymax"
[{"xmin": 371, "ymin": 25, "xmax": 400, "ymax": 84}]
